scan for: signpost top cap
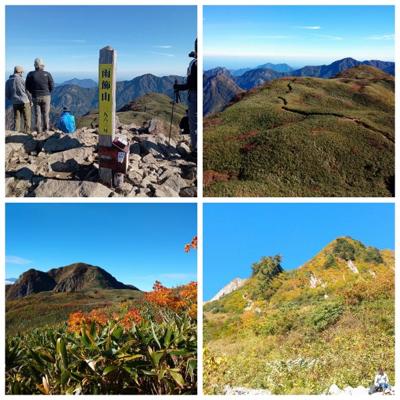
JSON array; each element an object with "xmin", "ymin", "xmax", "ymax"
[{"xmin": 101, "ymin": 46, "xmax": 114, "ymax": 51}]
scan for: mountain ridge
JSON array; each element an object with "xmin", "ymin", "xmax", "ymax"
[
  {"xmin": 6, "ymin": 262, "xmax": 139, "ymax": 300},
  {"xmin": 203, "ymin": 65, "xmax": 394, "ymax": 197},
  {"xmin": 204, "ymin": 236, "xmax": 394, "ymax": 393},
  {"xmin": 204, "ymin": 58, "xmax": 394, "ymax": 116},
  {"xmin": 208, "ymin": 237, "xmax": 394, "ymax": 302}
]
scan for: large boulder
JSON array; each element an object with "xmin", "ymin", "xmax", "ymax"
[
  {"xmin": 48, "ymin": 147, "xmax": 95, "ymax": 172},
  {"xmin": 6, "ymin": 131, "xmax": 39, "ymax": 155},
  {"xmin": 42, "ymin": 133, "xmax": 81, "ymax": 153},
  {"xmin": 33, "ymin": 179, "xmax": 112, "ymax": 197}
]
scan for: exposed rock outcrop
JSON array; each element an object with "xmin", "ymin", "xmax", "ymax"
[
  {"xmin": 208, "ymin": 277, "xmax": 248, "ymax": 302},
  {"xmin": 5, "ymin": 123, "xmax": 196, "ymax": 197}
]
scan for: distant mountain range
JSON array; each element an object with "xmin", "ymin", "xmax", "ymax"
[
  {"xmin": 231, "ymin": 62, "xmax": 294, "ymax": 76},
  {"xmin": 5, "ymin": 278, "xmax": 17, "ymax": 285},
  {"xmin": 204, "ymin": 65, "xmax": 394, "ymax": 197},
  {"xmin": 58, "ymin": 78, "xmax": 97, "ymax": 89},
  {"xmin": 6, "ymin": 262, "xmax": 139, "ymax": 300},
  {"xmin": 52, "ymin": 73, "xmax": 186, "ymax": 117},
  {"xmin": 203, "ymin": 68, "xmax": 244, "ymax": 116},
  {"xmin": 6, "ymin": 73, "xmax": 187, "ymax": 128},
  {"xmin": 204, "ymin": 58, "xmax": 395, "ymax": 116}
]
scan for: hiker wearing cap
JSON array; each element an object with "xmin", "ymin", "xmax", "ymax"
[
  {"xmin": 174, "ymin": 39, "xmax": 197, "ymax": 155},
  {"xmin": 5, "ymin": 66, "xmax": 32, "ymax": 133},
  {"xmin": 26, "ymin": 58, "xmax": 54, "ymax": 134}
]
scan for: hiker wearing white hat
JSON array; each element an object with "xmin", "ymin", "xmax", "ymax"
[
  {"xmin": 26, "ymin": 57, "xmax": 54, "ymax": 133},
  {"xmin": 5, "ymin": 65, "xmax": 32, "ymax": 133}
]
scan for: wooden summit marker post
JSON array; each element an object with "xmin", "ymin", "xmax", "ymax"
[{"xmin": 98, "ymin": 46, "xmax": 116, "ymax": 187}]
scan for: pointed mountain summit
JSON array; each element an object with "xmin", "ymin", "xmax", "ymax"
[
  {"xmin": 6, "ymin": 262, "xmax": 139, "ymax": 300},
  {"xmin": 207, "ymin": 237, "xmax": 393, "ymax": 304}
]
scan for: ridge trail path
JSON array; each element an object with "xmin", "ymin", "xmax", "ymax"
[{"xmin": 275, "ymin": 80, "xmax": 394, "ymax": 143}]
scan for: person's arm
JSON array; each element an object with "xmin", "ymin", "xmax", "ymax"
[
  {"xmin": 16, "ymin": 77, "xmax": 28, "ymax": 101},
  {"xmin": 5, "ymin": 80, "xmax": 11, "ymax": 101},
  {"xmin": 374, "ymin": 375, "xmax": 379, "ymax": 386},
  {"xmin": 384, "ymin": 374, "xmax": 389, "ymax": 384},
  {"xmin": 25, "ymin": 73, "xmax": 32, "ymax": 95},
  {"xmin": 48, "ymin": 73, "xmax": 54, "ymax": 93}
]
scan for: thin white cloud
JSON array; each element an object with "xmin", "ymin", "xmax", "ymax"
[
  {"xmin": 148, "ymin": 51, "xmax": 175, "ymax": 57},
  {"xmin": 153, "ymin": 45, "xmax": 172, "ymax": 49},
  {"xmin": 366, "ymin": 34, "xmax": 394, "ymax": 41},
  {"xmin": 296, "ymin": 25, "xmax": 321, "ymax": 30},
  {"xmin": 6, "ymin": 255, "xmax": 32, "ymax": 265}
]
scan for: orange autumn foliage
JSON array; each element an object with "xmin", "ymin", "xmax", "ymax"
[
  {"xmin": 68, "ymin": 309, "xmax": 108, "ymax": 333},
  {"xmin": 145, "ymin": 281, "xmax": 197, "ymax": 318},
  {"xmin": 121, "ymin": 308, "xmax": 142, "ymax": 329},
  {"xmin": 185, "ymin": 236, "xmax": 198, "ymax": 253}
]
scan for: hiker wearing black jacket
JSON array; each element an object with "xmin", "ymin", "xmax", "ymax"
[
  {"xmin": 26, "ymin": 58, "xmax": 54, "ymax": 134},
  {"xmin": 174, "ymin": 39, "xmax": 197, "ymax": 153}
]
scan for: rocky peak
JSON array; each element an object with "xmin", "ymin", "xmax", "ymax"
[
  {"xmin": 6, "ymin": 263, "xmax": 139, "ymax": 300},
  {"xmin": 209, "ymin": 277, "xmax": 248, "ymax": 302}
]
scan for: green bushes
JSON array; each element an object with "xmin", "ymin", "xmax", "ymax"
[
  {"xmin": 251, "ymin": 255, "xmax": 284, "ymax": 300},
  {"xmin": 323, "ymin": 254, "xmax": 337, "ymax": 269},
  {"xmin": 6, "ymin": 314, "xmax": 197, "ymax": 394},
  {"xmin": 308, "ymin": 302, "xmax": 344, "ymax": 332},
  {"xmin": 333, "ymin": 238, "xmax": 356, "ymax": 261},
  {"xmin": 363, "ymin": 247, "xmax": 383, "ymax": 264}
]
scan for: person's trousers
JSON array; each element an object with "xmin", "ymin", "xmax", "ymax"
[
  {"xmin": 13, "ymin": 103, "xmax": 31, "ymax": 133},
  {"xmin": 33, "ymin": 95, "xmax": 51, "ymax": 133},
  {"xmin": 188, "ymin": 90, "xmax": 197, "ymax": 151}
]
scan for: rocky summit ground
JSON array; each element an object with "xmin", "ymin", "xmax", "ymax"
[{"xmin": 5, "ymin": 119, "xmax": 197, "ymax": 197}]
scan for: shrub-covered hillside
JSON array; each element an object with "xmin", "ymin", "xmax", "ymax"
[
  {"xmin": 203, "ymin": 66, "xmax": 394, "ymax": 197},
  {"xmin": 204, "ymin": 237, "xmax": 394, "ymax": 394},
  {"xmin": 6, "ymin": 281, "xmax": 197, "ymax": 394}
]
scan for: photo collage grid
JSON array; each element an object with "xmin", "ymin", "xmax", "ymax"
[{"xmin": 2, "ymin": 1, "xmax": 397, "ymax": 397}]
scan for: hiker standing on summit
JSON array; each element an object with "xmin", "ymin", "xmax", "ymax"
[
  {"xmin": 174, "ymin": 39, "xmax": 197, "ymax": 157},
  {"xmin": 26, "ymin": 58, "xmax": 54, "ymax": 134},
  {"xmin": 5, "ymin": 66, "xmax": 32, "ymax": 133}
]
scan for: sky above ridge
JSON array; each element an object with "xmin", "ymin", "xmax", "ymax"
[
  {"xmin": 204, "ymin": 5, "xmax": 395, "ymax": 70},
  {"xmin": 6, "ymin": 203, "xmax": 197, "ymax": 291},
  {"xmin": 6, "ymin": 6, "xmax": 197, "ymax": 82},
  {"xmin": 203, "ymin": 203, "xmax": 394, "ymax": 300}
]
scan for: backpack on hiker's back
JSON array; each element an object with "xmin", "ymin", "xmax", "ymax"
[{"xmin": 58, "ymin": 108, "xmax": 76, "ymax": 133}]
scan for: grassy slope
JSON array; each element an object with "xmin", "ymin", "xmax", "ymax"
[
  {"xmin": 77, "ymin": 92, "xmax": 186, "ymax": 133},
  {"xmin": 203, "ymin": 239, "xmax": 394, "ymax": 394},
  {"xmin": 6, "ymin": 289, "xmax": 143, "ymax": 336},
  {"xmin": 204, "ymin": 68, "xmax": 394, "ymax": 197}
]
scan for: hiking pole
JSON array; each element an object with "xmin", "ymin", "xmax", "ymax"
[{"xmin": 168, "ymin": 79, "xmax": 180, "ymax": 146}]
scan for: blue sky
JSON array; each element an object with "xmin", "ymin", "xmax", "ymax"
[
  {"xmin": 204, "ymin": 203, "xmax": 394, "ymax": 300},
  {"xmin": 6, "ymin": 203, "xmax": 197, "ymax": 291},
  {"xmin": 6, "ymin": 6, "xmax": 196, "ymax": 82},
  {"xmin": 204, "ymin": 6, "xmax": 394, "ymax": 70}
]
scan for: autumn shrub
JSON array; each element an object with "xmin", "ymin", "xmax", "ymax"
[{"xmin": 145, "ymin": 281, "xmax": 197, "ymax": 318}]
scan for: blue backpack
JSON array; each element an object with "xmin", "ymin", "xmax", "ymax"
[{"xmin": 58, "ymin": 111, "xmax": 76, "ymax": 133}]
